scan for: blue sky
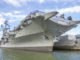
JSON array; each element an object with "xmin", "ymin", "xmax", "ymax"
[{"xmin": 0, "ymin": 0, "xmax": 80, "ymax": 38}]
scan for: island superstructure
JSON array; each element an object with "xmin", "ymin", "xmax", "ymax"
[{"xmin": 0, "ymin": 10, "xmax": 80, "ymax": 52}]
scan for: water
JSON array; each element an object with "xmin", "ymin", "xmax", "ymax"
[
  {"xmin": 54, "ymin": 50, "xmax": 80, "ymax": 60},
  {"xmin": 0, "ymin": 48, "xmax": 80, "ymax": 60},
  {"xmin": 0, "ymin": 48, "xmax": 56, "ymax": 60}
]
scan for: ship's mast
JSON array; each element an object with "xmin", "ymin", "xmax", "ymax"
[
  {"xmin": 3, "ymin": 20, "xmax": 10, "ymax": 35},
  {"xmin": 1, "ymin": 20, "xmax": 10, "ymax": 44}
]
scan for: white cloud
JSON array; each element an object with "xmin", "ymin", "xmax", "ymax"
[
  {"xmin": 0, "ymin": 17, "xmax": 5, "ymax": 25},
  {"xmin": 44, "ymin": 6, "xmax": 80, "ymax": 14},
  {"xmin": 3, "ymin": 0, "xmax": 80, "ymax": 7},
  {"xmin": 3, "ymin": 0, "xmax": 44, "ymax": 7},
  {"xmin": 3, "ymin": 0, "xmax": 33, "ymax": 7},
  {"xmin": 4, "ymin": 0, "xmax": 21, "ymax": 7},
  {"xmin": 2, "ymin": 12, "xmax": 13, "ymax": 16},
  {"xmin": 0, "ymin": 13, "xmax": 5, "ymax": 25},
  {"xmin": 8, "ymin": 19, "xmax": 17, "ymax": 23},
  {"xmin": 1, "ymin": 10, "xmax": 26, "ymax": 19},
  {"xmin": 58, "ymin": 6, "xmax": 80, "ymax": 14},
  {"xmin": 38, "ymin": 0, "xmax": 45, "ymax": 3},
  {"xmin": 0, "ymin": 10, "xmax": 26, "ymax": 25},
  {"xmin": 0, "ymin": 14, "xmax": 2, "ymax": 17},
  {"xmin": 13, "ymin": 11, "xmax": 22, "ymax": 14},
  {"xmin": 45, "ymin": 0, "xmax": 80, "ymax": 3}
]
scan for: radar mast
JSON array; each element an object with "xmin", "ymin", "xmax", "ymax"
[{"xmin": 1, "ymin": 20, "xmax": 10, "ymax": 44}]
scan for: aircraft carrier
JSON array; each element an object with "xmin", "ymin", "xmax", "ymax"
[{"xmin": 0, "ymin": 10, "xmax": 80, "ymax": 52}]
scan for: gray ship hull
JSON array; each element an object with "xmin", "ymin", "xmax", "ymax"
[{"xmin": 1, "ymin": 33, "xmax": 54, "ymax": 52}]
